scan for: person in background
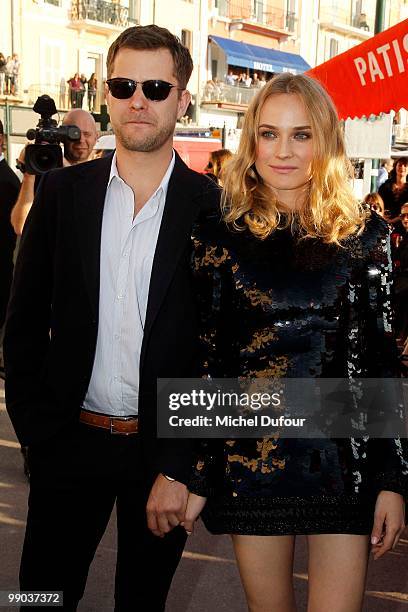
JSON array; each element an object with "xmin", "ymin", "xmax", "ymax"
[
  {"xmin": 377, "ymin": 158, "xmax": 393, "ymax": 190},
  {"xmin": 379, "ymin": 157, "xmax": 408, "ymax": 224},
  {"xmin": 204, "ymin": 148, "xmax": 233, "ymax": 186},
  {"xmin": 11, "ymin": 54, "xmax": 20, "ymax": 95},
  {"xmin": 87, "ymin": 72, "xmax": 97, "ymax": 112},
  {"xmin": 185, "ymin": 72, "xmax": 407, "ymax": 612},
  {"xmin": 78, "ymin": 73, "xmax": 87, "ymax": 109},
  {"xmin": 59, "ymin": 76, "xmax": 67, "ymax": 109},
  {"xmin": 5, "ymin": 56, "xmax": 13, "ymax": 95},
  {"xmin": 259, "ymin": 73, "xmax": 267, "ymax": 87},
  {"xmin": 0, "ymin": 119, "xmax": 20, "ymax": 373},
  {"xmin": 68, "ymin": 73, "xmax": 82, "ymax": 108},
  {"xmin": 226, "ymin": 70, "xmax": 237, "ymax": 86},
  {"xmin": 363, "ymin": 192, "xmax": 385, "ymax": 217},
  {"xmin": 252, "ymin": 72, "xmax": 260, "ymax": 88},
  {"xmin": 391, "ymin": 202, "xmax": 408, "ymax": 359},
  {"xmin": 0, "ymin": 53, "xmax": 7, "ymax": 95},
  {"xmin": 10, "ymin": 109, "xmax": 98, "ymax": 235}
]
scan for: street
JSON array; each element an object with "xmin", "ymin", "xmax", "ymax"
[{"xmin": 0, "ymin": 379, "xmax": 407, "ymax": 612}]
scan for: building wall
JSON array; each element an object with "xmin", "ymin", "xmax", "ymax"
[
  {"xmin": 0, "ymin": 1, "xmax": 13, "ymax": 58},
  {"xmin": 207, "ymin": 0, "xmax": 301, "ymax": 50},
  {"xmin": 152, "ymin": 0, "xmax": 207, "ymax": 97}
]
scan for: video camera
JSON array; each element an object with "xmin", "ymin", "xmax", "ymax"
[{"xmin": 24, "ymin": 95, "xmax": 80, "ymax": 175}]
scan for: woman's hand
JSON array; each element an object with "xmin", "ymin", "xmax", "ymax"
[
  {"xmin": 181, "ymin": 493, "xmax": 207, "ymax": 535},
  {"xmin": 371, "ymin": 491, "xmax": 406, "ymax": 560}
]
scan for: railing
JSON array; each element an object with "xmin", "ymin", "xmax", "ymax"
[
  {"xmin": 202, "ymin": 80, "xmax": 262, "ymax": 106},
  {"xmin": 217, "ymin": 1, "xmax": 296, "ymax": 32},
  {"xmin": 24, "ymin": 83, "xmax": 105, "ymax": 113},
  {"xmin": 70, "ymin": 0, "xmax": 129, "ymax": 27},
  {"xmin": 319, "ymin": 5, "xmax": 373, "ymax": 32}
]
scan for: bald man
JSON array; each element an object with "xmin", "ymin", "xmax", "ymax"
[
  {"xmin": 62, "ymin": 109, "xmax": 98, "ymax": 165},
  {"xmin": 11, "ymin": 109, "xmax": 98, "ymax": 235}
]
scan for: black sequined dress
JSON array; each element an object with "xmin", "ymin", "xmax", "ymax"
[{"xmin": 189, "ymin": 211, "xmax": 408, "ymax": 535}]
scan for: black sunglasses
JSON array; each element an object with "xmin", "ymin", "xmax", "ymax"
[{"xmin": 106, "ymin": 78, "xmax": 184, "ymax": 101}]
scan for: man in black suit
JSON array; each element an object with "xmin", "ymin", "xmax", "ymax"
[
  {"xmin": 4, "ymin": 25, "xmax": 218, "ymax": 611},
  {"xmin": 0, "ymin": 119, "xmax": 19, "ymax": 352}
]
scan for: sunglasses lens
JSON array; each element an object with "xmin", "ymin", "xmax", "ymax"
[
  {"xmin": 142, "ymin": 80, "xmax": 173, "ymax": 101},
  {"xmin": 108, "ymin": 79, "xmax": 135, "ymax": 99}
]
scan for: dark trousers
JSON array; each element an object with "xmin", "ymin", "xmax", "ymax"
[{"xmin": 22, "ymin": 423, "xmax": 187, "ymax": 611}]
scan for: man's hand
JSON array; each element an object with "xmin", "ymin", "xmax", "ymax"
[
  {"xmin": 146, "ymin": 474, "xmax": 188, "ymax": 537},
  {"xmin": 181, "ymin": 493, "xmax": 207, "ymax": 535},
  {"xmin": 371, "ymin": 491, "xmax": 406, "ymax": 560}
]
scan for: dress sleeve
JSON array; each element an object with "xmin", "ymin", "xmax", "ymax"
[
  {"xmin": 361, "ymin": 217, "xmax": 408, "ymax": 497},
  {"xmin": 188, "ymin": 220, "xmax": 237, "ymax": 496}
]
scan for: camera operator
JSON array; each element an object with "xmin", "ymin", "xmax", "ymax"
[{"xmin": 11, "ymin": 109, "xmax": 98, "ymax": 235}]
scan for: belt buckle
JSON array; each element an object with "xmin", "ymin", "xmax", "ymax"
[{"xmin": 110, "ymin": 416, "xmax": 134, "ymax": 436}]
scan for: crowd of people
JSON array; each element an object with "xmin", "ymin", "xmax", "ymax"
[
  {"xmin": 0, "ymin": 53, "xmax": 20, "ymax": 96},
  {"xmin": 0, "ymin": 24, "xmax": 406, "ymax": 612},
  {"xmin": 62, "ymin": 72, "xmax": 98, "ymax": 111},
  {"xmin": 225, "ymin": 70, "xmax": 268, "ymax": 88},
  {"xmin": 363, "ymin": 156, "xmax": 408, "ymax": 361},
  {"xmin": 205, "ymin": 70, "xmax": 269, "ymax": 102}
]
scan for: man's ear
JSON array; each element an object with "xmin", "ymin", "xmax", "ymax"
[
  {"xmin": 104, "ymin": 82, "xmax": 110, "ymax": 108},
  {"xmin": 177, "ymin": 89, "xmax": 191, "ymax": 120}
]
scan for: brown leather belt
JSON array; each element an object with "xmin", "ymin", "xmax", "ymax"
[{"xmin": 79, "ymin": 409, "xmax": 139, "ymax": 435}]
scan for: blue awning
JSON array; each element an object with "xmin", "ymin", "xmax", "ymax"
[{"xmin": 210, "ymin": 36, "xmax": 310, "ymax": 74}]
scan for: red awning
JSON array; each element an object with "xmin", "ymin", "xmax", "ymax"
[{"xmin": 307, "ymin": 19, "xmax": 408, "ymax": 120}]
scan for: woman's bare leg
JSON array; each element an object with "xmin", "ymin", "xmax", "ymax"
[
  {"xmin": 232, "ymin": 534, "xmax": 296, "ymax": 612},
  {"xmin": 307, "ymin": 534, "xmax": 369, "ymax": 612}
]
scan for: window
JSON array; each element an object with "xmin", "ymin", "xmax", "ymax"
[
  {"xmin": 128, "ymin": 0, "xmax": 141, "ymax": 23},
  {"xmin": 215, "ymin": 0, "xmax": 228, "ymax": 17},
  {"xmin": 40, "ymin": 39, "xmax": 65, "ymax": 88},
  {"xmin": 252, "ymin": 0, "xmax": 265, "ymax": 23},
  {"xmin": 181, "ymin": 30, "xmax": 192, "ymax": 53},
  {"xmin": 329, "ymin": 38, "xmax": 339, "ymax": 58},
  {"xmin": 286, "ymin": 0, "xmax": 297, "ymax": 31}
]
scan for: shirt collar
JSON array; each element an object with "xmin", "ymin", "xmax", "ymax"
[
  {"xmin": 0, "ymin": 153, "xmax": 4, "ymax": 162},
  {"xmin": 108, "ymin": 150, "xmax": 175, "ymax": 202}
]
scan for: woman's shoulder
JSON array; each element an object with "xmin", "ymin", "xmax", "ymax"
[
  {"xmin": 193, "ymin": 205, "xmax": 232, "ymax": 246},
  {"xmin": 350, "ymin": 211, "xmax": 391, "ymax": 260}
]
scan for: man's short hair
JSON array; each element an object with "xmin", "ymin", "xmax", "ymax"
[
  {"xmin": 0, "ymin": 120, "xmax": 3, "ymax": 135},
  {"xmin": 107, "ymin": 25, "xmax": 193, "ymax": 89}
]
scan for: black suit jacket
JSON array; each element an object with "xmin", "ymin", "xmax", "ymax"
[
  {"xmin": 4, "ymin": 152, "xmax": 220, "ymax": 484},
  {"xmin": 0, "ymin": 158, "xmax": 20, "ymax": 327}
]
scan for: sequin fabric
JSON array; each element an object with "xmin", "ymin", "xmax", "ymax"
[{"xmin": 189, "ymin": 211, "xmax": 408, "ymax": 536}]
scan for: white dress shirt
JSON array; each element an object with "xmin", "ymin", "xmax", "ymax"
[{"xmin": 83, "ymin": 151, "xmax": 175, "ymax": 416}]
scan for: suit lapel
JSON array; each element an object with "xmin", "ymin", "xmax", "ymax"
[
  {"xmin": 73, "ymin": 154, "xmax": 113, "ymax": 316},
  {"xmin": 141, "ymin": 154, "xmax": 201, "ymax": 367}
]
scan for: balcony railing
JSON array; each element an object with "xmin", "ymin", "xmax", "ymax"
[
  {"xmin": 216, "ymin": 1, "xmax": 296, "ymax": 32},
  {"xmin": 70, "ymin": 0, "xmax": 129, "ymax": 28},
  {"xmin": 319, "ymin": 5, "xmax": 373, "ymax": 32},
  {"xmin": 202, "ymin": 80, "xmax": 262, "ymax": 106},
  {"xmin": 24, "ymin": 83, "xmax": 105, "ymax": 113}
]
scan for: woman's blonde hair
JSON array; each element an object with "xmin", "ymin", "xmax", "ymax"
[{"xmin": 222, "ymin": 73, "xmax": 366, "ymax": 243}]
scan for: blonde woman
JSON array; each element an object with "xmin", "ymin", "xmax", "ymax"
[{"xmin": 184, "ymin": 73, "xmax": 407, "ymax": 612}]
